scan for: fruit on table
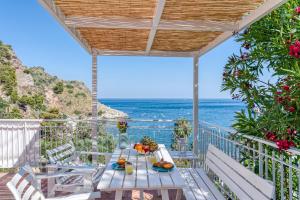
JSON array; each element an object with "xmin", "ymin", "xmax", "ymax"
[
  {"xmin": 140, "ymin": 136, "xmax": 158, "ymax": 152},
  {"xmin": 117, "ymin": 157, "xmax": 126, "ymax": 165},
  {"xmin": 134, "ymin": 143, "xmax": 143, "ymax": 151},
  {"xmin": 162, "ymin": 162, "xmax": 173, "ymax": 169},
  {"xmin": 143, "ymin": 145, "xmax": 150, "ymax": 153},
  {"xmin": 153, "ymin": 160, "xmax": 173, "ymax": 169}
]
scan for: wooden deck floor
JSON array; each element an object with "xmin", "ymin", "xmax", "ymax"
[{"xmin": 0, "ymin": 173, "xmax": 185, "ymax": 200}]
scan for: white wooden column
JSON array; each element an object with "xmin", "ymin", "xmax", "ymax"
[
  {"xmin": 193, "ymin": 55, "xmax": 199, "ymax": 155},
  {"xmin": 91, "ymin": 52, "xmax": 98, "ymax": 162}
]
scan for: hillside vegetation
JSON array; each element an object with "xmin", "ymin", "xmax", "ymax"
[{"xmin": 0, "ymin": 41, "xmax": 126, "ymax": 119}]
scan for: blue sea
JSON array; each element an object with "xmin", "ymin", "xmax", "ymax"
[{"xmin": 101, "ymin": 99, "xmax": 245, "ymax": 128}]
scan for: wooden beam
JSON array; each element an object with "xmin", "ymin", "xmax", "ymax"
[
  {"xmin": 199, "ymin": 0, "xmax": 288, "ymax": 56},
  {"xmin": 146, "ymin": 0, "xmax": 166, "ymax": 54},
  {"xmin": 64, "ymin": 16, "xmax": 237, "ymax": 31},
  {"xmin": 38, "ymin": 0, "xmax": 92, "ymax": 54},
  {"xmin": 95, "ymin": 49, "xmax": 195, "ymax": 57}
]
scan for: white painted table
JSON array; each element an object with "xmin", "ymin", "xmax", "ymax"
[{"xmin": 97, "ymin": 144, "xmax": 185, "ymax": 200}]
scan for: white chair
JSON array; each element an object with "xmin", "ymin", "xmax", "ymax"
[
  {"xmin": 46, "ymin": 142, "xmax": 110, "ymax": 196},
  {"xmin": 6, "ymin": 165, "xmax": 100, "ymax": 200}
]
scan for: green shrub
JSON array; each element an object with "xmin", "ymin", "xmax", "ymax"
[
  {"xmin": 53, "ymin": 82, "xmax": 64, "ymax": 94},
  {"xmin": 40, "ymin": 108, "xmax": 61, "ymax": 119},
  {"xmin": 66, "ymin": 101, "xmax": 72, "ymax": 106},
  {"xmin": 0, "ymin": 98, "xmax": 8, "ymax": 112},
  {"xmin": 23, "ymin": 69, "xmax": 30, "ymax": 74},
  {"xmin": 0, "ymin": 64, "xmax": 17, "ymax": 96},
  {"xmin": 75, "ymin": 92, "xmax": 87, "ymax": 98},
  {"xmin": 10, "ymin": 90, "xmax": 18, "ymax": 103},
  {"xmin": 9, "ymin": 108, "xmax": 22, "ymax": 119},
  {"xmin": 67, "ymin": 89, "xmax": 73, "ymax": 94},
  {"xmin": 74, "ymin": 110, "xmax": 81, "ymax": 115},
  {"xmin": 66, "ymin": 84, "xmax": 74, "ymax": 89},
  {"xmin": 0, "ymin": 41, "xmax": 12, "ymax": 64}
]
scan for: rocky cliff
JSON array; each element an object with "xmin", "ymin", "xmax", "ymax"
[{"xmin": 0, "ymin": 40, "xmax": 127, "ymax": 119}]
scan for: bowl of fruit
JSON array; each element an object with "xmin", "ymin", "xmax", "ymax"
[{"xmin": 134, "ymin": 136, "xmax": 159, "ymax": 154}]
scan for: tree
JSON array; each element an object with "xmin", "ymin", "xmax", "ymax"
[{"xmin": 222, "ymin": 0, "xmax": 300, "ymax": 149}]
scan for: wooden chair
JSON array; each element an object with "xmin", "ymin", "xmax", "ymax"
[
  {"xmin": 6, "ymin": 165, "xmax": 100, "ymax": 200},
  {"xmin": 179, "ymin": 144, "xmax": 274, "ymax": 200},
  {"xmin": 46, "ymin": 142, "xmax": 110, "ymax": 196}
]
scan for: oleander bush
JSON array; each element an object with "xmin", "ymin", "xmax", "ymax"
[{"xmin": 223, "ymin": 0, "xmax": 300, "ymax": 150}]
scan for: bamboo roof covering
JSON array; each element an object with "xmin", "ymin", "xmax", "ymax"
[{"xmin": 39, "ymin": 0, "xmax": 287, "ymax": 57}]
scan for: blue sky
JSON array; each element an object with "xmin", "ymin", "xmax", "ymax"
[{"xmin": 0, "ymin": 1, "xmax": 242, "ymax": 99}]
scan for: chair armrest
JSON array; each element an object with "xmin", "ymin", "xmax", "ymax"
[
  {"xmin": 76, "ymin": 151, "xmax": 112, "ymax": 156},
  {"xmin": 46, "ymin": 164, "xmax": 96, "ymax": 172},
  {"xmin": 36, "ymin": 171, "xmax": 92, "ymax": 179}
]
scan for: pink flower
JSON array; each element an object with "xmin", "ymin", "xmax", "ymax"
[
  {"xmin": 295, "ymin": 6, "xmax": 300, "ymax": 14},
  {"xmin": 276, "ymin": 140, "xmax": 295, "ymax": 150},
  {"xmin": 289, "ymin": 41, "xmax": 300, "ymax": 58},
  {"xmin": 288, "ymin": 106, "xmax": 296, "ymax": 113},
  {"xmin": 266, "ymin": 132, "xmax": 277, "ymax": 142},
  {"xmin": 282, "ymin": 85, "xmax": 290, "ymax": 91}
]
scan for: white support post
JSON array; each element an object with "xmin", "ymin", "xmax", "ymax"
[
  {"xmin": 193, "ymin": 55, "xmax": 199, "ymax": 156},
  {"xmin": 91, "ymin": 52, "xmax": 98, "ymax": 163}
]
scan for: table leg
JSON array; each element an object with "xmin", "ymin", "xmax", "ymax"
[
  {"xmin": 161, "ymin": 189, "xmax": 169, "ymax": 200},
  {"xmin": 175, "ymin": 189, "xmax": 182, "ymax": 200},
  {"xmin": 115, "ymin": 190, "xmax": 123, "ymax": 200},
  {"xmin": 157, "ymin": 190, "xmax": 161, "ymax": 197},
  {"xmin": 47, "ymin": 167, "xmax": 55, "ymax": 197}
]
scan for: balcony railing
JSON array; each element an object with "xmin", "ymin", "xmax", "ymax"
[{"xmin": 0, "ymin": 119, "xmax": 300, "ymax": 199}]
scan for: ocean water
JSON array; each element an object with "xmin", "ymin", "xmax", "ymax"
[{"xmin": 101, "ymin": 99, "xmax": 245, "ymax": 128}]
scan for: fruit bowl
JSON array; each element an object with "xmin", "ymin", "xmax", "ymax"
[{"xmin": 133, "ymin": 143, "xmax": 150, "ymax": 154}]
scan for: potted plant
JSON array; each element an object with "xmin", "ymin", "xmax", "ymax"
[
  {"xmin": 173, "ymin": 118, "xmax": 192, "ymax": 145},
  {"xmin": 117, "ymin": 119, "xmax": 128, "ymax": 149},
  {"xmin": 117, "ymin": 119, "xmax": 128, "ymax": 134}
]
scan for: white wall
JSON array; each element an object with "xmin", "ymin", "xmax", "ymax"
[{"xmin": 0, "ymin": 119, "xmax": 41, "ymax": 168}]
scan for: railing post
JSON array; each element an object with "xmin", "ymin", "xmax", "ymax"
[
  {"xmin": 258, "ymin": 142, "xmax": 263, "ymax": 177},
  {"xmin": 91, "ymin": 51, "xmax": 98, "ymax": 164},
  {"xmin": 193, "ymin": 55, "xmax": 199, "ymax": 156}
]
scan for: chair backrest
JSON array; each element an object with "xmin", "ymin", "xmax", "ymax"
[
  {"xmin": 205, "ymin": 144, "xmax": 274, "ymax": 200},
  {"xmin": 6, "ymin": 165, "xmax": 44, "ymax": 200},
  {"xmin": 46, "ymin": 142, "xmax": 76, "ymax": 165}
]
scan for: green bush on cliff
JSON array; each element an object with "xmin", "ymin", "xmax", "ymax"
[
  {"xmin": 18, "ymin": 94, "xmax": 45, "ymax": 111},
  {"xmin": 0, "ymin": 64, "xmax": 17, "ymax": 96},
  {"xmin": 0, "ymin": 40, "xmax": 12, "ymax": 64},
  {"xmin": 53, "ymin": 82, "xmax": 64, "ymax": 94}
]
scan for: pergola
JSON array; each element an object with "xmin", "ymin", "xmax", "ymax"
[{"xmin": 38, "ymin": 0, "xmax": 287, "ymax": 155}]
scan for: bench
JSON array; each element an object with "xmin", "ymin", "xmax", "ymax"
[{"xmin": 179, "ymin": 144, "xmax": 274, "ymax": 200}]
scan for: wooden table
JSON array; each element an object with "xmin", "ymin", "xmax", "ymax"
[{"xmin": 97, "ymin": 144, "xmax": 185, "ymax": 200}]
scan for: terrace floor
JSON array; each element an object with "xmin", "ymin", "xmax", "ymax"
[{"xmin": 0, "ymin": 173, "xmax": 186, "ymax": 200}]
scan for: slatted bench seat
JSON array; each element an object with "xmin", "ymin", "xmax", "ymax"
[
  {"xmin": 178, "ymin": 168, "xmax": 225, "ymax": 200},
  {"xmin": 179, "ymin": 144, "xmax": 274, "ymax": 200}
]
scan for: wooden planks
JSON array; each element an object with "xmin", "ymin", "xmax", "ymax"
[{"xmin": 178, "ymin": 168, "xmax": 225, "ymax": 200}]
